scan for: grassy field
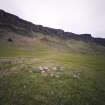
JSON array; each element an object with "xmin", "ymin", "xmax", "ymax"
[{"xmin": 0, "ymin": 39, "xmax": 105, "ymax": 105}]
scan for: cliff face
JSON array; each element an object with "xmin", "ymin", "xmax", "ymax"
[{"xmin": 0, "ymin": 9, "xmax": 105, "ymax": 46}]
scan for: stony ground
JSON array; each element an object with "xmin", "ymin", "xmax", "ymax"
[{"xmin": 0, "ymin": 55, "xmax": 105, "ymax": 105}]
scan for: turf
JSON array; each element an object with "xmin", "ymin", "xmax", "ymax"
[{"xmin": 0, "ymin": 38, "xmax": 105, "ymax": 105}]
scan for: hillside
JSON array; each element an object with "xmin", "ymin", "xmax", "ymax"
[
  {"xmin": 0, "ymin": 9, "xmax": 105, "ymax": 56},
  {"xmin": 0, "ymin": 9, "xmax": 105, "ymax": 46},
  {"xmin": 0, "ymin": 9, "xmax": 105, "ymax": 105}
]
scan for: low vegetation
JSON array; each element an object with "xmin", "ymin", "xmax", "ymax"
[
  {"xmin": 0, "ymin": 39, "xmax": 105, "ymax": 105},
  {"xmin": 0, "ymin": 10, "xmax": 105, "ymax": 105}
]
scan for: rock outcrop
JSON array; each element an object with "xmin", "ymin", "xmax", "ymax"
[{"xmin": 0, "ymin": 9, "xmax": 105, "ymax": 46}]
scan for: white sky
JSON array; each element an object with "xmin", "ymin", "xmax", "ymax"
[{"xmin": 0, "ymin": 0, "xmax": 105, "ymax": 38}]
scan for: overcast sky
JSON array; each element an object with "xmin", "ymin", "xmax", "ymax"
[{"xmin": 0, "ymin": 0, "xmax": 105, "ymax": 38}]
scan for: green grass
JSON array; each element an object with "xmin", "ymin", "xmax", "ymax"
[
  {"xmin": 0, "ymin": 41, "xmax": 51, "ymax": 57},
  {"xmin": 0, "ymin": 62, "xmax": 105, "ymax": 105},
  {"xmin": 0, "ymin": 39, "xmax": 105, "ymax": 105}
]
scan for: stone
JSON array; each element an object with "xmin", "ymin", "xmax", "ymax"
[{"xmin": 8, "ymin": 38, "xmax": 13, "ymax": 42}]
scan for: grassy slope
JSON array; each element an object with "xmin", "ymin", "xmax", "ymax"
[{"xmin": 0, "ymin": 33, "xmax": 105, "ymax": 105}]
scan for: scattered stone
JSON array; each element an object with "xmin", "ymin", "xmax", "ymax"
[
  {"xmin": 73, "ymin": 72, "xmax": 81, "ymax": 79},
  {"xmin": 52, "ymin": 67, "xmax": 57, "ymax": 71},
  {"xmin": 31, "ymin": 67, "xmax": 40, "ymax": 73},
  {"xmin": 23, "ymin": 85, "xmax": 26, "ymax": 89},
  {"xmin": 41, "ymin": 70, "xmax": 46, "ymax": 73},
  {"xmin": 38, "ymin": 66, "xmax": 44, "ymax": 71},
  {"xmin": 43, "ymin": 66, "xmax": 49, "ymax": 72}
]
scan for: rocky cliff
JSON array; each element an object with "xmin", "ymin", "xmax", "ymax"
[{"xmin": 0, "ymin": 9, "xmax": 105, "ymax": 46}]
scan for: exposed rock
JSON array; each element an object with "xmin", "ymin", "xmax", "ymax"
[
  {"xmin": 8, "ymin": 38, "xmax": 13, "ymax": 42},
  {"xmin": 52, "ymin": 67, "xmax": 57, "ymax": 71},
  {"xmin": 72, "ymin": 72, "xmax": 81, "ymax": 79},
  {"xmin": 38, "ymin": 66, "xmax": 43, "ymax": 71},
  {"xmin": 0, "ymin": 9, "xmax": 105, "ymax": 46}
]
